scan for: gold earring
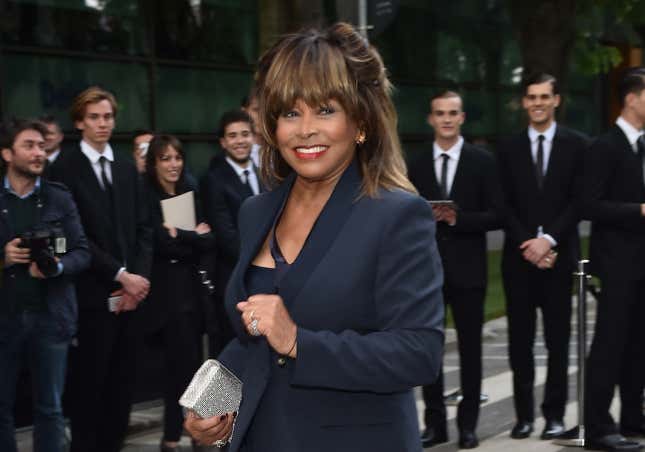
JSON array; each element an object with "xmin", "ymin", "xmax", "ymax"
[{"xmin": 356, "ymin": 132, "xmax": 366, "ymax": 145}]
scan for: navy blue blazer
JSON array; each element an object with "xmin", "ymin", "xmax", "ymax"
[{"xmin": 218, "ymin": 162, "xmax": 445, "ymax": 452}]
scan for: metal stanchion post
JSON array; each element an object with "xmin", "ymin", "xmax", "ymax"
[{"xmin": 554, "ymin": 259, "xmax": 590, "ymax": 447}]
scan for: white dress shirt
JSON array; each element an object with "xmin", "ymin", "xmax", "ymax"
[
  {"xmin": 433, "ymin": 136, "xmax": 464, "ymax": 196},
  {"xmin": 226, "ymin": 157, "xmax": 260, "ymax": 195},
  {"xmin": 79, "ymin": 140, "xmax": 115, "ymax": 189},
  {"xmin": 250, "ymin": 143, "xmax": 261, "ymax": 169},
  {"xmin": 527, "ymin": 122, "xmax": 557, "ymax": 247},
  {"xmin": 528, "ymin": 121, "xmax": 557, "ymax": 176},
  {"xmin": 47, "ymin": 148, "xmax": 61, "ymax": 164},
  {"xmin": 615, "ymin": 116, "xmax": 644, "ymax": 152}
]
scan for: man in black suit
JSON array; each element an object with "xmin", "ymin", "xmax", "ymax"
[
  {"xmin": 409, "ymin": 91, "xmax": 503, "ymax": 449},
  {"xmin": 50, "ymin": 86, "xmax": 152, "ymax": 452},
  {"xmin": 579, "ymin": 68, "xmax": 645, "ymax": 452},
  {"xmin": 38, "ymin": 115, "xmax": 65, "ymax": 177},
  {"xmin": 202, "ymin": 110, "xmax": 262, "ymax": 358},
  {"xmin": 497, "ymin": 73, "xmax": 587, "ymax": 441}
]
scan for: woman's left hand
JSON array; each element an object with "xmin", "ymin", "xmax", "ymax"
[
  {"xmin": 237, "ymin": 294, "xmax": 298, "ymax": 357},
  {"xmin": 163, "ymin": 223, "xmax": 178, "ymax": 238}
]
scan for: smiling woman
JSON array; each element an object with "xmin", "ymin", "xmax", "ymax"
[
  {"xmin": 140, "ymin": 134, "xmax": 215, "ymax": 451},
  {"xmin": 184, "ymin": 22, "xmax": 445, "ymax": 452}
]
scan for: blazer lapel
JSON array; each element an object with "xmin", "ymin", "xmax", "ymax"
[
  {"xmin": 226, "ymin": 176, "xmax": 293, "ymax": 452},
  {"xmin": 228, "ymin": 162, "xmax": 361, "ymax": 452},
  {"xmin": 75, "ymin": 148, "xmax": 104, "ymax": 197},
  {"xmin": 449, "ymin": 143, "xmax": 468, "ymax": 200},
  {"xmin": 543, "ymin": 126, "xmax": 564, "ymax": 191},
  {"xmin": 518, "ymin": 132, "xmax": 540, "ymax": 193},
  {"xmin": 277, "ymin": 159, "xmax": 360, "ymax": 308}
]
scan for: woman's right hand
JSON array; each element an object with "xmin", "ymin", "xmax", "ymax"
[
  {"xmin": 184, "ymin": 410, "xmax": 235, "ymax": 446},
  {"xmin": 195, "ymin": 222, "xmax": 211, "ymax": 235}
]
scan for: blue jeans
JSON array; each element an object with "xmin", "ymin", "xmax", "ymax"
[{"xmin": 0, "ymin": 311, "xmax": 70, "ymax": 452}]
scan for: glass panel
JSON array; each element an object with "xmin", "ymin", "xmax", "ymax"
[
  {"xmin": 563, "ymin": 94, "xmax": 598, "ymax": 136},
  {"xmin": 155, "ymin": 66, "xmax": 253, "ymax": 133},
  {"xmin": 499, "ymin": 40, "xmax": 523, "ymax": 87},
  {"xmin": 498, "ymin": 90, "xmax": 526, "ymax": 135},
  {"xmin": 371, "ymin": 6, "xmax": 436, "ymax": 81},
  {"xmin": 1, "ymin": 0, "xmax": 149, "ymax": 55},
  {"xmin": 2, "ymin": 54, "xmax": 150, "ymax": 132},
  {"xmin": 462, "ymin": 89, "xmax": 497, "ymax": 138},
  {"xmin": 434, "ymin": 32, "xmax": 484, "ymax": 83},
  {"xmin": 184, "ymin": 141, "xmax": 219, "ymax": 180},
  {"xmin": 155, "ymin": 0, "xmax": 258, "ymax": 64},
  {"xmin": 393, "ymin": 84, "xmax": 434, "ymax": 136}
]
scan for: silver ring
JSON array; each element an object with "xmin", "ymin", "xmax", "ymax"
[
  {"xmin": 250, "ymin": 318, "xmax": 260, "ymax": 336},
  {"xmin": 214, "ymin": 439, "xmax": 227, "ymax": 447}
]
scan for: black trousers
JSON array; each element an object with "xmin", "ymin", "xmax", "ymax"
[
  {"xmin": 585, "ymin": 274, "xmax": 645, "ymax": 438},
  {"xmin": 69, "ymin": 309, "xmax": 140, "ymax": 452},
  {"xmin": 423, "ymin": 286, "xmax": 485, "ymax": 433},
  {"xmin": 503, "ymin": 263, "xmax": 572, "ymax": 423},
  {"xmin": 150, "ymin": 313, "xmax": 202, "ymax": 442}
]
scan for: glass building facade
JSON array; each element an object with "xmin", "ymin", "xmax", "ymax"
[{"xmin": 0, "ymin": 0, "xmax": 604, "ymax": 177}]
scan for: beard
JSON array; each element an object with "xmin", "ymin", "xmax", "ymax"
[{"xmin": 13, "ymin": 161, "xmax": 43, "ymax": 179}]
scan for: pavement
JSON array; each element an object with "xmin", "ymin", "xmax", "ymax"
[{"xmin": 18, "ymin": 286, "xmax": 631, "ymax": 452}]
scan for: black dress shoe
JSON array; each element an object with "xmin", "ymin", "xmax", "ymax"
[
  {"xmin": 459, "ymin": 430, "xmax": 479, "ymax": 449},
  {"xmin": 421, "ymin": 427, "xmax": 448, "ymax": 448},
  {"xmin": 585, "ymin": 433, "xmax": 644, "ymax": 451},
  {"xmin": 541, "ymin": 419, "xmax": 566, "ymax": 439},
  {"xmin": 622, "ymin": 425, "xmax": 645, "ymax": 438},
  {"xmin": 510, "ymin": 421, "xmax": 534, "ymax": 439}
]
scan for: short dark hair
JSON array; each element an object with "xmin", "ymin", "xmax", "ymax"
[
  {"xmin": 0, "ymin": 118, "xmax": 48, "ymax": 151},
  {"xmin": 38, "ymin": 114, "xmax": 60, "ymax": 127},
  {"xmin": 617, "ymin": 67, "xmax": 645, "ymax": 107},
  {"xmin": 522, "ymin": 73, "xmax": 559, "ymax": 96},
  {"xmin": 217, "ymin": 110, "xmax": 252, "ymax": 138},
  {"xmin": 132, "ymin": 129, "xmax": 155, "ymax": 141},
  {"xmin": 429, "ymin": 90, "xmax": 462, "ymax": 111},
  {"xmin": 145, "ymin": 134, "xmax": 186, "ymax": 194}
]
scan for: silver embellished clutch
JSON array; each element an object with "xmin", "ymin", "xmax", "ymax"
[{"xmin": 179, "ymin": 359, "xmax": 243, "ymax": 420}]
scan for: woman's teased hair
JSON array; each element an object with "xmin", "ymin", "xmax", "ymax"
[{"xmin": 255, "ymin": 22, "xmax": 416, "ymax": 197}]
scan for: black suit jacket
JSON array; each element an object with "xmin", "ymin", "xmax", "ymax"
[
  {"xmin": 409, "ymin": 142, "xmax": 504, "ymax": 288},
  {"xmin": 580, "ymin": 124, "xmax": 645, "ymax": 280},
  {"xmin": 49, "ymin": 143, "xmax": 153, "ymax": 309},
  {"xmin": 201, "ymin": 159, "xmax": 264, "ymax": 292},
  {"xmin": 497, "ymin": 125, "xmax": 588, "ymax": 273}
]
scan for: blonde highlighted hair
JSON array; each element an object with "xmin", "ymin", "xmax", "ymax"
[{"xmin": 255, "ymin": 22, "xmax": 416, "ymax": 197}]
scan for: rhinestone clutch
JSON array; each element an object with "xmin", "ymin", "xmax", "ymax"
[{"xmin": 179, "ymin": 359, "xmax": 243, "ymax": 419}]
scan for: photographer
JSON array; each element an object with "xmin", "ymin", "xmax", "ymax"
[{"xmin": 0, "ymin": 118, "xmax": 90, "ymax": 452}]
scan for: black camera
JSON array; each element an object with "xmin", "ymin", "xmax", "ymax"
[{"xmin": 18, "ymin": 226, "xmax": 66, "ymax": 278}]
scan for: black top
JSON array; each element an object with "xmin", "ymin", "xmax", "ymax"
[
  {"xmin": 242, "ymin": 265, "xmax": 296, "ymax": 451},
  {"xmin": 5, "ymin": 192, "xmax": 46, "ymax": 311}
]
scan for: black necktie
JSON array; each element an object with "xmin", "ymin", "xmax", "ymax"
[
  {"xmin": 439, "ymin": 153, "xmax": 450, "ymax": 199},
  {"xmin": 536, "ymin": 134, "xmax": 545, "ymax": 189},
  {"xmin": 637, "ymin": 136, "xmax": 645, "ymax": 185},
  {"xmin": 241, "ymin": 169, "xmax": 254, "ymax": 196},
  {"xmin": 98, "ymin": 156, "xmax": 112, "ymax": 192}
]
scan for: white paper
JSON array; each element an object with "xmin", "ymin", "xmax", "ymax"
[{"xmin": 160, "ymin": 191, "xmax": 196, "ymax": 231}]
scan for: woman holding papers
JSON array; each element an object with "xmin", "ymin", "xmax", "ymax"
[
  {"xmin": 141, "ymin": 134, "xmax": 214, "ymax": 452},
  {"xmin": 184, "ymin": 23, "xmax": 444, "ymax": 452}
]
